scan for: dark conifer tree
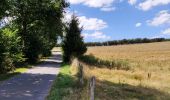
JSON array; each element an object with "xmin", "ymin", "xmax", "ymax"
[{"xmin": 62, "ymin": 15, "xmax": 87, "ymax": 62}]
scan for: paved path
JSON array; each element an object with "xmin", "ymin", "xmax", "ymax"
[{"xmin": 0, "ymin": 51, "xmax": 62, "ymax": 100}]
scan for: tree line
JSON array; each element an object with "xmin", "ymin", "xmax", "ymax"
[
  {"xmin": 0, "ymin": 0, "xmax": 68, "ymax": 73},
  {"xmin": 86, "ymin": 38, "xmax": 170, "ymax": 46}
]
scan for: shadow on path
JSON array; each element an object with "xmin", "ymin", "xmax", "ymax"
[{"xmin": 0, "ymin": 52, "xmax": 62, "ymax": 100}]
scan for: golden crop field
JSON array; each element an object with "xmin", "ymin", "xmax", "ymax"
[
  {"xmin": 80, "ymin": 42, "xmax": 170, "ymax": 100},
  {"xmin": 87, "ymin": 42, "xmax": 170, "ymax": 72}
]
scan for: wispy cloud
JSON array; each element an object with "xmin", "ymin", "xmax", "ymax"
[
  {"xmin": 128, "ymin": 0, "xmax": 137, "ymax": 5},
  {"xmin": 64, "ymin": 11, "xmax": 108, "ymax": 31},
  {"xmin": 162, "ymin": 28, "xmax": 170, "ymax": 35},
  {"xmin": 101, "ymin": 7, "xmax": 116, "ymax": 12},
  {"xmin": 147, "ymin": 10, "xmax": 170, "ymax": 26},
  {"xmin": 135, "ymin": 22, "xmax": 142, "ymax": 27},
  {"xmin": 138, "ymin": 0, "xmax": 170, "ymax": 11},
  {"xmin": 83, "ymin": 31, "xmax": 111, "ymax": 40},
  {"xmin": 79, "ymin": 16, "xmax": 108, "ymax": 30},
  {"xmin": 67, "ymin": 0, "xmax": 116, "ymax": 12}
]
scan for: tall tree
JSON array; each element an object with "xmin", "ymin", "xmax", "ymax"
[
  {"xmin": 62, "ymin": 15, "xmax": 87, "ymax": 62},
  {"xmin": 6, "ymin": 0, "xmax": 68, "ymax": 63}
]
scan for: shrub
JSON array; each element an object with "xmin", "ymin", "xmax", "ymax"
[{"xmin": 0, "ymin": 28, "xmax": 24, "ymax": 73}]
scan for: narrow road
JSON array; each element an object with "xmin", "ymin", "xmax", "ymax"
[{"xmin": 0, "ymin": 51, "xmax": 62, "ymax": 100}]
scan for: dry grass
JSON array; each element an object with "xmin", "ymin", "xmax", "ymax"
[
  {"xmin": 77, "ymin": 42, "xmax": 170, "ymax": 100},
  {"xmin": 87, "ymin": 42, "xmax": 170, "ymax": 71},
  {"xmin": 51, "ymin": 42, "xmax": 170, "ymax": 99}
]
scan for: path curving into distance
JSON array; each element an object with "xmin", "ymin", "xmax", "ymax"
[{"xmin": 0, "ymin": 51, "xmax": 62, "ymax": 100}]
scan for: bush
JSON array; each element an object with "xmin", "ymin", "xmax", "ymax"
[{"xmin": 0, "ymin": 28, "xmax": 24, "ymax": 73}]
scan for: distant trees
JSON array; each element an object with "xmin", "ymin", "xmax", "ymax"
[
  {"xmin": 86, "ymin": 38, "xmax": 167, "ymax": 46},
  {"xmin": 0, "ymin": 0, "xmax": 68, "ymax": 73},
  {"xmin": 62, "ymin": 15, "xmax": 87, "ymax": 63}
]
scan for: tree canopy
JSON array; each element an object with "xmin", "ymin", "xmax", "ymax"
[{"xmin": 0, "ymin": 0, "xmax": 68, "ymax": 73}]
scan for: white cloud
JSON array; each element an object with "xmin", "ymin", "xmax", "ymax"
[
  {"xmin": 128, "ymin": 0, "xmax": 137, "ymax": 5},
  {"xmin": 68, "ymin": 0, "xmax": 115, "ymax": 11},
  {"xmin": 83, "ymin": 31, "xmax": 111, "ymax": 40},
  {"xmin": 64, "ymin": 11, "xmax": 108, "ymax": 31},
  {"xmin": 147, "ymin": 10, "xmax": 170, "ymax": 26},
  {"xmin": 101, "ymin": 7, "xmax": 116, "ymax": 12},
  {"xmin": 135, "ymin": 22, "xmax": 142, "ymax": 27},
  {"xmin": 84, "ymin": 0, "xmax": 114, "ymax": 8},
  {"xmin": 162, "ymin": 28, "xmax": 170, "ymax": 35},
  {"xmin": 139, "ymin": 0, "xmax": 170, "ymax": 11},
  {"xmin": 79, "ymin": 16, "xmax": 108, "ymax": 30},
  {"xmin": 67, "ymin": 0, "xmax": 85, "ymax": 4}
]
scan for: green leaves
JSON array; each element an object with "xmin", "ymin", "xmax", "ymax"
[
  {"xmin": 0, "ymin": 0, "xmax": 68, "ymax": 72},
  {"xmin": 0, "ymin": 28, "xmax": 24, "ymax": 73},
  {"xmin": 62, "ymin": 15, "xmax": 87, "ymax": 62}
]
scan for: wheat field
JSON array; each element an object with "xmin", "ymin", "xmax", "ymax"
[
  {"xmin": 80, "ymin": 42, "xmax": 170, "ymax": 99},
  {"xmin": 54, "ymin": 42, "xmax": 170, "ymax": 99}
]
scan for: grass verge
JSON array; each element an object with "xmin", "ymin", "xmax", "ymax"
[{"xmin": 47, "ymin": 64, "xmax": 76, "ymax": 100}]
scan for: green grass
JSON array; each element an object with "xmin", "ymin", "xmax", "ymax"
[
  {"xmin": 47, "ymin": 64, "xmax": 76, "ymax": 100},
  {"xmin": 0, "ymin": 67, "xmax": 29, "ymax": 82}
]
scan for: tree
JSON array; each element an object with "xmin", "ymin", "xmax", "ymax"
[
  {"xmin": 62, "ymin": 15, "xmax": 87, "ymax": 62},
  {"xmin": 5, "ymin": 0, "xmax": 68, "ymax": 63},
  {"xmin": 0, "ymin": 0, "xmax": 9, "ymax": 19},
  {"xmin": 0, "ymin": 28, "xmax": 24, "ymax": 73},
  {"xmin": 0, "ymin": 0, "xmax": 68, "ymax": 73}
]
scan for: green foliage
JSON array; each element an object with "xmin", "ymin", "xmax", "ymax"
[
  {"xmin": 62, "ymin": 15, "xmax": 87, "ymax": 62},
  {"xmin": 0, "ymin": 28, "xmax": 24, "ymax": 73},
  {"xmin": 1, "ymin": 0, "xmax": 68, "ymax": 63},
  {"xmin": 0, "ymin": 0, "xmax": 68, "ymax": 72},
  {"xmin": 79, "ymin": 55, "xmax": 131, "ymax": 70}
]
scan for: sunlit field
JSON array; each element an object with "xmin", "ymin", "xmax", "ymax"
[
  {"xmin": 81, "ymin": 42, "xmax": 170, "ymax": 99},
  {"xmin": 51, "ymin": 42, "xmax": 170, "ymax": 99}
]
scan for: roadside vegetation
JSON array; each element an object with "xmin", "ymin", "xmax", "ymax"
[
  {"xmin": 51, "ymin": 42, "xmax": 170, "ymax": 100},
  {"xmin": 47, "ymin": 64, "xmax": 77, "ymax": 100},
  {"xmin": 0, "ymin": 0, "xmax": 68, "ymax": 75}
]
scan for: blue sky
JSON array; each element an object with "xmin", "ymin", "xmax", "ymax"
[{"xmin": 66, "ymin": 0, "xmax": 170, "ymax": 42}]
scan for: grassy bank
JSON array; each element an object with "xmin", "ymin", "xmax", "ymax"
[
  {"xmin": 47, "ymin": 64, "xmax": 76, "ymax": 100},
  {"xmin": 47, "ymin": 63, "xmax": 93, "ymax": 100}
]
